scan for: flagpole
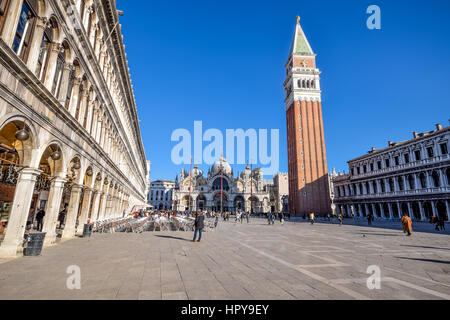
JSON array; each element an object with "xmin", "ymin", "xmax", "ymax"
[{"xmin": 188, "ymin": 156, "xmax": 193, "ymax": 213}]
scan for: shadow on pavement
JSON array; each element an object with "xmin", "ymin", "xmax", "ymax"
[
  {"xmin": 154, "ymin": 235, "xmax": 191, "ymax": 242},
  {"xmin": 396, "ymin": 257, "xmax": 450, "ymax": 265},
  {"xmin": 401, "ymin": 245, "xmax": 450, "ymax": 251}
]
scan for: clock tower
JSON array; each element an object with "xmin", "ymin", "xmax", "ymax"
[{"xmin": 284, "ymin": 17, "xmax": 331, "ymax": 216}]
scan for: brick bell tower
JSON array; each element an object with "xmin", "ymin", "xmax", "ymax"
[{"xmin": 284, "ymin": 16, "xmax": 331, "ymax": 216}]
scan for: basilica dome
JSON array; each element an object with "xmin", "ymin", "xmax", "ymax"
[{"xmin": 211, "ymin": 156, "xmax": 232, "ymax": 176}]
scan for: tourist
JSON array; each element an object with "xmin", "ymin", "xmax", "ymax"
[
  {"xmin": 309, "ymin": 212, "xmax": 315, "ymax": 225},
  {"xmin": 246, "ymin": 212, "xmax": 250, "ymax": 224},
  {"xmin": 214, "ymin": 214, "xmax": 219, "ymax": 228},
  {"xmin": 27, "ymin": 208, "xmax": 35, "ymax": 231},
  {"xmin": 267, "ymin": 212, "xmax": 272, "ymax": 225},
  {"xmin": 58, "ymin": 205, "xmax": 67, "ymax": 229},
  {"xmin": 401, "ymin": 213, "xmax": 413, "ymax": 236},
  {"xmin": 36, "ymin": 208, "xmax": 45, "ymax": 232},
  {"xmin": 338, "ymin": 213, "xmax": 343, "ymax": 227},
  {"xmin": 280, "ymin": 212, "xmax": 285, "ymax": 225},
  {"xmin": 193, "ymin": 211, "xmax": 205, "ymax": 242},
  {"xmin": 368, "ymin": 213, "xmax": 374, "ymax": 226},
  {"xmin": 437, "ymin": 217, "xmax": 446, "ymax": 231}
]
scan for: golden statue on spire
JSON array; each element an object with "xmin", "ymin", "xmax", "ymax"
[{"xmin": 296, "ymin": 16, "xmax": 300, "ymax": 24}]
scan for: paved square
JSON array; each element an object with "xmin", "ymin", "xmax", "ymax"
[{"xmin": 0, "ymin": 219, "xmax": 449, "ymax": 300}]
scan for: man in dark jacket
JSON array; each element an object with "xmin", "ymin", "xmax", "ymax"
[
  {"xmin": 193, "ymin": 212, "xmax": 205, "ymax": 242},
  {"xmin": 36, "ymin": 208, "xmax": 45, "ymax": 232}
]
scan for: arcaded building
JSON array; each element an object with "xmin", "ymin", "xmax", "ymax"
[
  {"xmin": 332, "ymin": 124, "xmax": 449, "ymax": 221},
  {"xmin": 284, "ymin": 17, "xmax": 331, "ymax": 216},
  {"xmin": 0, "ymin": 0, "xmax": 149, "ymax": 257}
]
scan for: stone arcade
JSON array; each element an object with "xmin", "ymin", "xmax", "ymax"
[{"xmin": 0, "ymin": 0, "xmax": 149, "ymax": 257}]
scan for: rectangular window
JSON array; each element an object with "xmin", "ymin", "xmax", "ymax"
[
  {"xmin": 415, "ymin": 150, "xmax": 422, "ymax": 161},
  {"xmin": 370, "ymin": 163, "xmax": 374, "ymax": 172},
  {"xmin": 357, "ymin": 167, "xmax": 360, "ymax": 175},
  {"xmin": 427, "ymin": 147, "xmax": 434, "ymax": 158},
  {"xmin": 441, "ymin": 143, "xmax": 448, "ymax": 155},
  {"xmin": 394, "ymin": 156, "xmax": 399, "ymax": 166},
  {"xmin": 363, "ymin": 165, "xmax": 367, "ymax": 174},
  {"xmin": 13, "ymin": 3, "xmax": 31, "ymax": 54},
  {"xmin": 404, "ymin": 153, "xmax": 410, "ymax": 164},
  {"xmin": 377, "ymin": 161, "xmax": 382, "ymax": 170},
  {"xmin": 385, "ymin": 159, "xmax": 390, "ymax": 168}
]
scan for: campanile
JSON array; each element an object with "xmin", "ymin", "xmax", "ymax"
[{"xmin": 284, "ymin": 16, "xmax": 331, "ymax": 216}]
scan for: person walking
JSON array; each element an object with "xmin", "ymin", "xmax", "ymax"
[
  {"xmin": 368, "ymin": 213, "xmax": 374, "ymax": 226},
  {"xmin": 58, "ymin": 205, "xmax": 67, "ymax": 229},
  {"xmin": 246, "ymin": 212, "xmax": 250, "ymax": 224},
  {"xmin": 309, "ymin": 212, "xmax": 315, "ymax": 225},
  {"xmin": 214, "ymin": 214, "xmax": 219, "ymax": 228},
  {"xmin": 338, "ymin": 213, "xmax": 344, "ymax": 227},
  {"xmin": 401, "ymin": 213, "xmax": 413, "ymax": 236},
  {"xmin": 267, "ymin": 212, "xmax": 272, "ymax": 225},
  {"xmin": 280, "ymin": 212, "xmax": 285, "ymax": 225},
  {"xmin": 36, "ymin": 208, "xmax": 45, "ymax": 232},
  {"xmin": 193, "ymin": 212, "xmax": 205, "ymax": 242}
]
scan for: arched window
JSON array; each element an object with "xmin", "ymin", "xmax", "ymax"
[
  {"xmin": 389, "ymin": 178, "xmax": 395, "ymax": 192},
  {"xmin": 398, "ymin": 177, "xmax": 404, "ymax": 191},
  {"xmin": 213, "ymin": 178, "xmax": 229, "ymax": 191},
  {"xmin": 419, "ymin": 173, "xmax": 427, "ymax": 189},
  {"xmin": 380, "ymin": 180, "xmax": 386, "ymax": 193},
  {"xmin": 52, "ymin": 49, "xmax": 65, "ymax": 95},
  {"xmin": 75, "ymin": 83, "xmax": 84, "ymax": 120},
  {"xmin": 35, "ymin": 24, "xmax": 53, "ymax": 80},
  {"xmin": 65, "ymin": 66, "xmax": 75, "ymax": 109},
  {"xmin": 432, "ymin": 171, "xmax": 441, "ymax": 188},
  {"xmin": 408, "ymin": 175, "xmax": 415, "ymax": 190},
  {"xmin": 13, "ymin": 0, "xmax": 38, "ymax": 61}
]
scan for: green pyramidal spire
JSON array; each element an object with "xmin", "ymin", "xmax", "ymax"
[{"xmin": 289, "ymin": 16, "xmax": 314, "ymax": 56}]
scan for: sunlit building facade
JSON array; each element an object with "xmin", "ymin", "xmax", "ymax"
[{"xmin": 0, "ymin": 0, "xmax": 148, "ymax": 257}]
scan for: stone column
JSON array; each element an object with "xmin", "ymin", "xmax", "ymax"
[
  {"xmin": 42, "ymin": 177, "xmax": 67, "ymax": 246},
  {"xmin": 445, "ymin": 200, "xmax": 450, "ymax": 221},
  {"xmin": 26, "ymin": 16, "xmax": 47, "ymax": 74},
  {"xmin": 89, "ymin": 191, "xmax": 102, "ymax": 223},
  {"xmin": 61, "ymin": 185, "xmax": 83, "ymax": 240},
  {"xmin": 0, "ymin": 0, "xmax": 23, "ymax": 47},
  {"xmin": 97, "ymin": 188, "xmax": 109, "ymax": 221},
  {"xmin": 78, "ymin": 89, "xmax": 89, "ymax": 125},
  {"xmin": 85, "ymin": 96, "xmax": 94, "ymax": 132},
  {"xmin": 68, "ymin": 77, "xmax": 82, "ymax": 117},
  {"xmin": 0, "ymin": 168, "xmax": 41, "ymax": 257},
  {"xmin": 388, "ymin": 203, "xmax": 394, "ymax": 219},
  {"xmin": 407, "ymin": 202, "xmax": 413, "ymax": 220},
  {"xmin": 43, "ymin": 42, "xmax": 62, "ymax": 90},
  {"xmin": 380, "ymin": 204, "xmax": 386, "ymax": 218},
  {"xmin": 431, "ymin": 201, "xmax": 438, "ymax": 218},
  {"xmin": 75, "ymin": 188, "xmax": 94, "ymax": 235},
  {"xmin": 419, "ymin": 202, "xmax": 426, "ymax": 221}
]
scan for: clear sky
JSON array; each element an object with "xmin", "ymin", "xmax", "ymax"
[{"xmin": 117, "ymin": 0, "xmax": 450, "ymax": 181}]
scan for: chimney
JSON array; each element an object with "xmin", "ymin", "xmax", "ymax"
[
  {"xmin": 413, "ymin": 132, "xmax": 419, "ymax": 139},
  {"xmin": 436, "ymin": 124, "xmax": 443, "ymax": 131}
]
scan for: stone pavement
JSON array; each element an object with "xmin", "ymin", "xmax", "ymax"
[{"xmin": 0, "ymin": 219, "xmax": 449, "ymax": 300}]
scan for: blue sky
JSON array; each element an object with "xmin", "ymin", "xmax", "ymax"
[{"xmin": 117, "ymin": 0, "xmax": 450, "ymax": 181}]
